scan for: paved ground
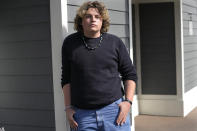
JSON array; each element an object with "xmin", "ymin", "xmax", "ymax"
[{"xmin": 135, "ymin": 107, "xmax": 197, "ymax": 131}]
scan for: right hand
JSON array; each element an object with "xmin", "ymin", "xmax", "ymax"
[{"xmin": 66, "ymin": 108, "xmax": 78, "ymax": 130}]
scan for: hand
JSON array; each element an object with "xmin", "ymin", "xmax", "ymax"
[
  {"xmin": 116, "ymin": 101, "xmax": 131, "ymax": 126},
  {"xmin": 66, "ymin": 108, "xmax": 78, "ymax": 130}
]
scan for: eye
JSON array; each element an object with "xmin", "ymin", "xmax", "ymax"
[
  {"xmin": 84, "ymin": 14, "xmax": 92, "ymax": 19},
  {"xmin": 95, "ymin": 15, "xmax": 101, "ymax": 19}
]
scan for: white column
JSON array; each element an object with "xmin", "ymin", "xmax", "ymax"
[
  {"xmin": 128, "ymin": 0, "xmax": 139, "ymax": 131},
  {"xmin": 50, "ymin": 0, "xmax": 69, "ymax": 130}
]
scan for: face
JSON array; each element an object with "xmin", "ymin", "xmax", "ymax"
[{"xmin": 82, "ymin": 8, "xmax": 103, "ymax": 36}]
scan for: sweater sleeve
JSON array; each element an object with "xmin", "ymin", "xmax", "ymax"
[
  {"xmin": 117, "ymin": 39, "xmax": 137, "ymax": 83},
  {"xmin": 61, "ymin": 38, "xmax": 71, "ymax": 88}
]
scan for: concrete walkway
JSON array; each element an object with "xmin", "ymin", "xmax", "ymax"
[{"xmin": 135, "ymin": 107, "xmax": 197, "ymax": 131}]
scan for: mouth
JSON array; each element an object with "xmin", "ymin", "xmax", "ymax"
[{"xmin": 90, "ymin": 24, "xmax": 97, "ymax": 27}]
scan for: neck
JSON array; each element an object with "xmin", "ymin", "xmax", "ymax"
[{"xmin": 83, "ymin": 31, "xmax": 101, "ymax": 38}]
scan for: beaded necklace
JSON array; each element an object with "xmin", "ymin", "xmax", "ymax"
[{"xmin": 82, "ymin": 34, "xmax": 103, "ymax": 50}]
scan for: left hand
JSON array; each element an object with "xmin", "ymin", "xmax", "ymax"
[{"xmin": 116, "ymin": 101, "xmax": 131, "ymax": 125}]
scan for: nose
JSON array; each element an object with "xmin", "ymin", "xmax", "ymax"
[{"xmin": 91, "ymin": 16, "xmax": 96, "ymax": 21}]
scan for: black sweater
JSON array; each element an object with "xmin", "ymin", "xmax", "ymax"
[{"xmin": 61, "ymin": 32, "xmax": 137, "ymax": 109}]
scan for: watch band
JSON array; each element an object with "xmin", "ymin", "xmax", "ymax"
[
  {"xmin": 124, "ymin": 98, "xmax": 132, "ymax": 105},
  {"xmin": 64, "ymin": 105, "xmax": 73, "ymax": 111}
]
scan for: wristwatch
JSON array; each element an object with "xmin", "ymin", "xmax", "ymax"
[{"xmin": 124, "ymin": 98, "xmax": 132, "ymax": 105}]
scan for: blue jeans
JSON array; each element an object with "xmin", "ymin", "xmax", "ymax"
[{"xmin": 71, "ymin": 98, "xmax": 131, "ymax": 131}]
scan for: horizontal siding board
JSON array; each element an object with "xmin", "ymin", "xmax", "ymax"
[
  {"xmin": 67, "ymin": 22, "xmax": 75, "ymax": 35},
  {"xmin": 182, "ymin": 0, "xmax": 196, "ymax": 6},
  {"xmin": 182, "ymin": 4, "xmax": 197, "ymax": 14},
  {"xmin": 185, "ymin": 72, "xmax": 197, "ymax": 85},
  {"xmin": 0, "ymin": 93, "xmax": 54, "ymax": 109},
  {"xmin": 185, "ymin": 66, "xmax": 197, "ymax": 76},
  {"xmin": 184, "ymin": 58, "xmax": 197, "ymax": 68},
  {"xmin": 185, "ymin": 72, "xmax": 197, "ymax": 82},
  {"xmin": 183, "ymin": 1, "xmax": 197, "ymax": 92},
  {"xmin": 0, "ymin": 0, "xmax": 55, "ymax": 130},
  {"xmin": 121, "ymin": 37, "xmax": 130, "ymax": 51},
  {"xmin": 184, "ymin": 43, "xmax": 197, "ymax": 52},
  {"xmin": 120, "ymin": 38, "xmax": 129, "ymax": 45},
  {"xmin": 108, "ymin": 25, "xmax": 129, "ymax": 37},
  {"xmin": 0, "ymin": 41, "xmax": 51, "ymax": 59},
  {"xmin": 67, "ymin": 5, "xmax": 128, "ymax": 24},
  {"xmin": 0, "ymin": 6, "xmax": 49, "ymax": 27},
  {"xmin": 183, "ymin": 13, "xmax": 197, "ymax": 21},
  {"xmin": 183, "ymin": 35, "xmax": 197, "ymax": 43},
  {"xmin": 0, "ymin": 59, "xmax": 52, "ymax": 75},
  {"xmin": 185, "ymin": 76, "xmax": 197, "ymax": 86},
  {"xmin": 184, "ymin": 51, "xmax": 197, "ymax": 61},
  {"xmin": 0, "ymin": 0, "xmax": 49, "ymax": 9},
  {"xmin": 67, "ymin": 0, "xmax": 128, "ymax": 11},
  {"xmin": 185, "ymin": 82, "xmax": 197, "ymax": 92},
  {"xmin": 183, "ymin": 29, "xmax": 197, "ymax": 36},
  {"xmin": 3, "ymin": 126, "xmax": 54, "ymax": 131},
  {"xmin": 109, "ymin": 11, "xmax": 129, "ymax": 25},
  {"xmin": 67, "ymin": 5, "xmax": 77, "ymax": 22},
  {"xmin": 183, "ymin": 21, "xmax": 197, "ymax": 28},
  {"xmin": 0, "ymin": 23, "xmax": 50, "ymax": 42},
  {"xmin": 185, "ymin": 79, "xmax": 197, "ymax": 89},
  {"xmin": 0, "ymin": 109, "xmax": 55, "ymax": 127},
  {"xmin": 0, "ymin": 76, "xmax": 53, "ymax": 93}
]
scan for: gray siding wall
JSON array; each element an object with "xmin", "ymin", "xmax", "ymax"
[
  {"xmin": 67, "ymin": 0, "xmax": 130, "ymax": 51},
  {"xmin": 0, "ymin": 0, "xmax": 55, "ymax": 131},
  {"xmin": 182, "ymin": 0, "xmax": 197, "ymax": 92}
]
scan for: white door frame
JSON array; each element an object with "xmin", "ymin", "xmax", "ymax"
[{"xmin": 132, "ymin": 0, "xmax": 184, "ymax": 116}]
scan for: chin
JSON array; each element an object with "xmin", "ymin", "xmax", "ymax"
[{"xmin": 89, "ymin": 29, "xmax": 100, "ymax": 33}]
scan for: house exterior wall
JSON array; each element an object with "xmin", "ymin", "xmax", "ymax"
[
  {"xmin": 182, "ymin": 0, "xmax": 197, "ymax": 116},
  {"xmin": 182, "ymin": 0, "xmax": 197, "ymax": 92},
  {"xmin": 0, "ymin": 0, "xmax": 55, "ymax": 130}
]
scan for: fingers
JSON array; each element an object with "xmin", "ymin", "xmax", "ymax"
[
  {"xmin": 66, "ymin": 109, "xmax": 78, "ymax": 130},
  {"xmin": 69, "ymin": 112, "xmax": 78, "ymax": 129},
  {"xmin": 69, "ymin": 117, "xmax": 78, "ymax": 130},
  {"xmin": 116, "ymin": 111, "xmax": 122, "ymax": 125},
  {"xmin": 116, "ymin": 102, "xmax": 130, "ymax": 126},
  {"xmin": 116, "ymin": 111, "xmax": 127, "ymax": 125}
]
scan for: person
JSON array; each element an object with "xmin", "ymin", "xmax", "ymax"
[{"xmin": 61, "ymin": 1, "xmax": 137, "ymax": 131}]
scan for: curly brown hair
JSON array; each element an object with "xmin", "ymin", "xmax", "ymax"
[{"xmin": 74, "ymin": 1, "xmax": 110, "ymax": 33}]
